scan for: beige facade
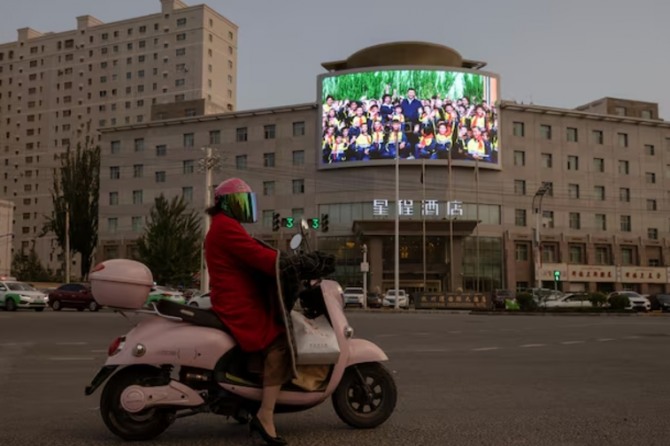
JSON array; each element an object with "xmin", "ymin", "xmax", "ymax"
[
  {"xmin": 0, "ymin": 0, "xmax": 237, "ymax": 275},
  {"xmin": 0, "ymin": 199, "xmax": 13, "ymax": 276},
  {"xmin": 97, "ymin": 97, "xmax": 670, "ymax": 295}
]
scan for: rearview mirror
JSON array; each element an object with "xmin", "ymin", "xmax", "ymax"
[{"xmin": 289, "ymin": 234, "xmax": 303, "ymax": 251}]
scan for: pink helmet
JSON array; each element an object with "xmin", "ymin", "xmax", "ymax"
[{"xmin": 213, "ymin": 178, "xmax": 257, "ymax": 223}]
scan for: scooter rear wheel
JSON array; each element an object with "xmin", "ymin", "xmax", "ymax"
[
  {"xmin": 100, "ymin": 366, "xmax": 175, "ymax": 441},
  {"xmin": 332, "ymin": 362, "xmax": 397, "ymax": 429}
]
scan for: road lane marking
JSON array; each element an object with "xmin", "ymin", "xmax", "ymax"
[
  {"xmin": 472, "ymin": 347, "xmax": 499, "ymax": 351},
  {"xmin": 561, "ymin": 341, "xmax": 585, "ymax": 345},
  {"xmin": 56, "ymin": 342, "xmax": 89, "ymax": 346},
  {"xmin": 0, "ymin": 342, "xmax": 33, "ymax": 347},
  {"xmin": 520, "ymin": 344, "xmax": 545, "ymax": 348},
  {"xmin": 49, "ymin": 356, "xmax": 95, "ymax": 361},
  {"xmin": 597, "ymin": 338, "xmax": 616, "ymax": 342}
]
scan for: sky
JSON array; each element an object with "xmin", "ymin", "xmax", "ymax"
[{"xmin": 2, "ymin": 0, "xmax": 670, "ymax": 118}]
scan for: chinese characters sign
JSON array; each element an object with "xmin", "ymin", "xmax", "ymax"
[
  {"xmin": 415, "ymin": 293, "xmax": 491, "ymax": 310},
  {"xmin": 372, "ymin": 199, "xmax": 463, "ymax": 218}
]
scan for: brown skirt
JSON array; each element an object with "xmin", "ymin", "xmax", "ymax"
[{"xmin": 248, "ymin": 332, "xmax": 292, "ymax": 387}]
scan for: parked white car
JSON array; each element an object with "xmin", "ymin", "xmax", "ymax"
[
  {"xmin": 540, "ymin": 292, "xmax": 592, "ymax": 309},
  {"xmin": 342, "ymin": 287, "xmax": 365, "ymax": 307},
  {"xmin": 382, "ymin": 289, "xmax": 409, "ymax": 309},
  {"xmin": 607, "ymin": 291, "xmax": 651, "ymax": 311},
  {"xmin": 188, "ymin": 292, "xmax": 211, "ymax": 309}
]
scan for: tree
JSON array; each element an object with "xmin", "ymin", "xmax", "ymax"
[
  {"xmin": 11, "ymin": 249, "xmax": 57, "ymax": 282},
  {"xmin": 42, "ymin": 135, "xmax": 100, "ymax": 280},
  {"xmin": 136, "ymin": 194, "xmax": 202, "ymax": 286}
]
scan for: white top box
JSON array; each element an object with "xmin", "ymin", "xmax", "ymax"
[{"xmin": 90, "ymin": 259, "xmax": 154, "ymax": 309}]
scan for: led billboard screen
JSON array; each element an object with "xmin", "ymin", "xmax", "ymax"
[{"xmin": 318, "ymin": 68, "xmax": 500, "ymax": 169}]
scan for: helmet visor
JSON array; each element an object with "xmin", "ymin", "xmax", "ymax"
[{"xmin": 220, "ymin": 192, "xmax": 257, "ymax": 223}]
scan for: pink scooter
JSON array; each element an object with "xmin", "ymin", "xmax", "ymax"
[{"xmin": 84, "ymin": 233, "xmax": 397, "ymax": 441}]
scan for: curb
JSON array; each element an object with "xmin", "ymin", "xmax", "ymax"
[{"xmin": 345, "ymin": 308, "xmax": 670, "ymax": 317}]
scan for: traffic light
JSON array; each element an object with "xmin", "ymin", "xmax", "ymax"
[
  {"xmin": 321, "ymin": 213, "xmax": 329, "ymax": 232},
  {"xmin": 272, "ymin": 212, "xmax": 280, "ymax": 232},
  {"xmin": 310, "ymin": 218, "xmax": 320, "ymax": 230},
  {"xmin": 553, "ymin": 270, "xmax": 561, "ymax": 281},
  {"xmin": 282, "ymin": 217, "xmax": 295, "ymax": 229}
]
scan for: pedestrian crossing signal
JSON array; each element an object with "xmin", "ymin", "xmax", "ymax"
[{"xmin": 553, "ymin": 270, "xmax": 561, "ymax": 281}]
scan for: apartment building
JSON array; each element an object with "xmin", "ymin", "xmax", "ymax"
[{"xmin": 0, "ymin": 0, "xmax": 237, "ymax": 273}]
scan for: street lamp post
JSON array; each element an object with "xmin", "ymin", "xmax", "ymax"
[
  {"xmin": 532, "ymin": 182, "xmax": 552, "ymax": 290},
  {"xmin": 198, "ymin": 146, "xmax": 221, "ymax": 293}
]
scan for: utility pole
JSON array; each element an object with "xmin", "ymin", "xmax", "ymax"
[
  {"xmin": 532, "ymin": 182, "xmax": 551, "ymax": 290},
  {"xmin": 362, "ymin": 243, "xmax": 368, "ymax": 309},
  {"xmin": 198, "ymin": 146, "xmax": 221, "ymax": 293}
]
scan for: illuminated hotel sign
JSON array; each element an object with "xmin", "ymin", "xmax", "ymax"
[{"xmin": 372, "ymin": 199, "xmax": 464, "ymax": 217}]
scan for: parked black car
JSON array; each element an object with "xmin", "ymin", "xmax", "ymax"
[
  {"xmin": 366, "ymin": 292, "xmax": 382, "ymax": 308},
  {"xmin": 649, "ymin": 294, "xmax": 670, "ymax": 312}
]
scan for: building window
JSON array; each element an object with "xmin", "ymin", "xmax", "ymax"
[
  {"xmin": 132, "ymin": 217, "xmax": 143, "ymax": 232},
  {"xmin": 568, "ymin": 244, "xmax": 583, "ymax": 263},
  {"xmin": 617, "ymin": 132, "xmax": 628, "ymax": 147},
  {"xmin": 646, "ymin": 172, "xmax": 656, "ymax": 184},
  {"xmin": 236, "ymin": 127, "xmax": 248, "ymax": 142},
  {"xmin": 515, "ymin": 243, "xmax": 529, "ymax": 261},
  {"xmin": 541, "ymin": 243, "xmax": 557, "ymax": 263},
  {"xmin": 176, "ymin": 33, "xmax": 186, "ymax": 41},
  {"xmin": 539, "ymin": 124, "xmax": 552, "ymax": 140},
  {"xmin": 593, "ymin": 158, "xmax": 604, "ymax": 172},
  {"xmin": 293, "ymin": 121, "xmax": 305, "ymax": 137},
  {"xmin": 263, "ymin": 153, "xmax": 275, "ymax": 168},
  {"xmin": 235, "ymin": 155, "xmax": 247, "ymax": 170},
  {"xmin": 567, "ymin": 155, "xmax": 579, "ymax": 170},
  {"xmin": 541, "ymin": 153, "xmax": 552, "ymax": 168},
  {"xmin": 262, "ymin": 210, "xmax": 274, "ymax": 228},
  {"xmin": 183, "ymin": 133, "xmax": 194, "ymax": 147},
  {"xmin": 155, "ymin": 171, "xmax": 166, "ymax": 183},
  {"xmin": 111, "ymin": 140, "xmax": 121, "ymax": 154},
  {"xmin": 647, "ymin": 199, "xmax": 657, "ymax": 211},
  {"xmin": 108, "ymin": 218, "xmax": 118, "ymax": 233},
  {"xmin": 177, "ymin": 18, "xmax": 187, "ymax": 26},
  {"xmin": 568, "ymin": 183, "xmax": 580, "ymax": 199},
  {"xmin": 644, "ymin": 144, "xmax": 655, "ymax": 156},
  {"xmin": 621, "ymin": 247, "xmax": 634, "ymax": 265},
  {"xmin": 595, "ymin": 246, "xmax": 610, "ymax": 264},
  {"xmin": 514, "ymin": 209, "xmax": 526, "ymax": 227},
  {"xmin": 512, "ymin": 121, "xmax": 525, "ymax": 137},
  {"xmin": 292, "ymin": 179, "xmax": 305, "ymax": 194},
  {"xmin": 620, "ymin": 215, "xmax": 631, "ymax": 232},
  {"xmin": 263, "ymin": 181, "xmax": 275, "ymax": 196},
  {"xmin": 569, "ymin": 212, "xmax": 581, "ymax": 230},
  {"xmin": 132, "ymin": 190, "xmax": 143, "ymax": 204},
  {"xmin": 618, "ymin": 160, "xmax": 629, "ymax": 175},
  {"xmin": 134, "ymin": 138, "xmax": 144, "ymax": 152},
  {"xmin": 156, "ymin": 145, "xmax": 167, "ymax": 156},
  {"xmin": 110, "ymin": 166, "xmax": 120, "ymax": 179},
  {"xmin": 614, "ymin": 106, "xmax": 627, "ymax": 116},
  {"xmin": 513, "ymin": 150, "xmax": 525, "ymax": 166},
  {"xmin": 133, "ymin": 164, "xmax": 144, "ymax": 178},
  {"xmin": 109, "ymin": 192, "xmax": 119, "ymax": 205},
  {"xmin": 542, "ymin": 210, "xmax": 554, "ymax": 228},
  {"xmin": 646, "ymin": 228, "xmax": 658, "ymax": 240},
  {"xmin": 591, "ymin": 130, "xmax": 604, "ymax": 145},
  {"xmin": 566, "ymin": 127, "xmax": 578, "ymax": 142},
  {"xmin": 182, "ymin": 186, "xmax": 193, "ymax": 203},
  {"xmin": 183, "ymin": 160, "xmax": 194, "ymax": 174},
  {"xmin": 264, "ymin": 124, "xmax": 276, "ymax": 139},
  {"xmin": 641, "ymin": 110, "xmax": 652, "ymax": 119},
  {"xmin": 619, "ymin": 187, "xmax": 630, "ymax": 202},
  {"xmin": 593, "ymin": 185, "xmax": 605, "ymax": 201},
  {"xmin": 595, "ymin": 214, "xmax": 607, "ymax": 231},
  {"xmin": 514, "ymin": 180, "xmax": 526, "ymax": 195},
  {"xmin": 292, "ymin": 150, "xmax": 305, "ymax": 166},
  {"xmin": 209, "ymin": 130, "xmax": 221, "ymax": 145}
]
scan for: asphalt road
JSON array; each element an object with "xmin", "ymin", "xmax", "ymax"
[{"xmin": 1, "ymin": 309, "xmax": 669, "ymax": 446}]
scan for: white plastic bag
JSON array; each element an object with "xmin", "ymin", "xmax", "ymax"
[{"xmin": 290, "ymin": 311, "xmax": 340, "ymax": 365}]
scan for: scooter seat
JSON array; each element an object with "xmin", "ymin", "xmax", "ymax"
[{"xmin": 155, "ymin": 300, "xmax": 230, "ymax": 333}]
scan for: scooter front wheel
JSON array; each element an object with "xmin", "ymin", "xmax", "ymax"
[
  {"xmin": 332, "ymin": 362, "xmax": 397, "ymax": 429},
  {"xmin": 100, "ymin": 365, "xmax": 175, "ymax": 441}
]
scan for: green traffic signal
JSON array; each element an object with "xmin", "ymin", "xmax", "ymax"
[
  {"xmin": 311, "ymin": 218, "xmax": 320, "ymax": 230},
  {"xmin": 553, "ymin": 270, "xmax": 561, "ymax": 281}
]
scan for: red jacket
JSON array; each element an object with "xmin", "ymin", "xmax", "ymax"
[{"xmin": 205, "ymin": 213, "xmax": 284, "ymax": 352}]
